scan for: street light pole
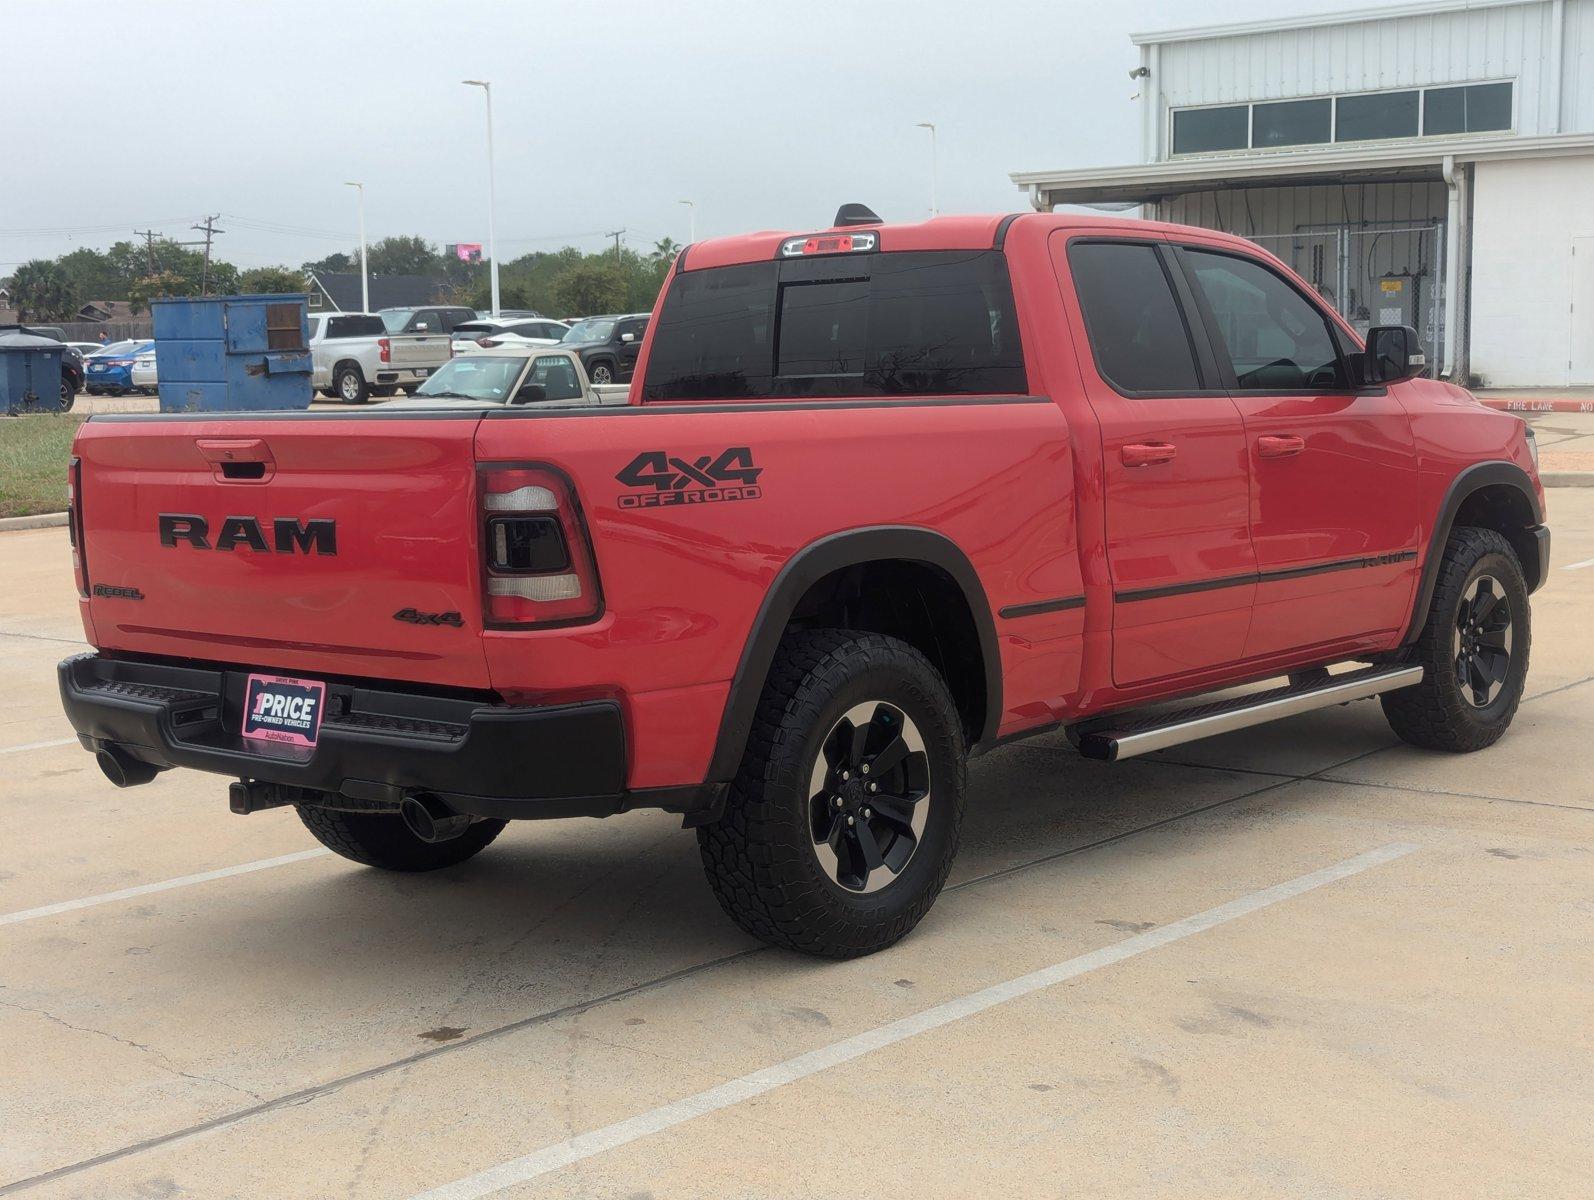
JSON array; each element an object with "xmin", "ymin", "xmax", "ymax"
[
  {"xmin": 678, "ymin": 199, "xmax": 696, "ymax": 242},
  {"xmin": 343, "ymin": 181, "xmax": 368, "ymax": 313},
  {"xmin": 463, "ymin": 79, "xmax": 500, "ymax": 318},
  {"xmin": 916, "ymin": 122, "xmax": 938, "ymax": 218}
]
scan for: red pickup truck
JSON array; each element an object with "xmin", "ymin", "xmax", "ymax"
[{"xmin": 59, "ymin": 208, "xmax": 1548, "ymax": 958}]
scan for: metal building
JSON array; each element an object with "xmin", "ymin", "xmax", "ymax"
[{"xmin": 1011, "ymin": 0, "xmax": 1594, "ymax": 387}]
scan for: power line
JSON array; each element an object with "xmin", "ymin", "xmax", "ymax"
[{"xmin": 606, "ymin": 229, "xmax": 626, "ymax": 262}]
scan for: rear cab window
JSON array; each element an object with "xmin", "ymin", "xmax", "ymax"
[
  {"xmin": 324, "ymin": 315, "xmax": 385, "ymax": 339},
  {"xmin": 641, "ymin": 251, "xmax": 1026, "ymax": 401}
]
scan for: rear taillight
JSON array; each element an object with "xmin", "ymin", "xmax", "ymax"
[
  {"xmin": 67, "ymin": 456, "xmax": 88, "ymax": 596},
  {"xmin": 480, "ymin": 466, "xmax": 601, "ymax": 626},
  {"xmin": 378, "ymin": 337, "xmax": 391, "ymax": 364}
]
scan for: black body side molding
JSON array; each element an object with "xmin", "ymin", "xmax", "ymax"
[
  {"xmin": 1402, "ymin": 460, "xmax": 1546, "ymax": 645},
  {"xmin": 705, "ymin": 527, "xmax": 1002, "ymax": 782}
]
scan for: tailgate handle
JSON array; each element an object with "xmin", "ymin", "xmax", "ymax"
[{"xmin": 197, "ymin": 438, "xmax": 275, "ymax": 483}]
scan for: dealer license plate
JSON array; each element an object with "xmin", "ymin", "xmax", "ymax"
[{"xmin": 241, "ymin": 673, "xmax": 327, "ymax": 747}]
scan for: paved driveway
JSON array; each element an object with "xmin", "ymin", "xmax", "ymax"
[{"xmin": 2, "ymin": 496, "xmax": 1590, "ymax": 1199}]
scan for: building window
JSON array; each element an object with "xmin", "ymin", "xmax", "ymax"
[
  {"xmin": 1172, "ymin": 105, "xmax": 1249, "ymax": 154},
  {"xmin": 1170, "ymin": 81, "xmax": 1513, "ymax": 155},
  {"xmin": 1336, "ymin": 90, "xmax": 1419, "ymax": 141},
  {"xmin": 1423, "ymin": 82, "xmax": 1513, "ymax": 135},
  {"xmin": 1253, "ymin": 98, "xmax": 1332, "ymax": 148}
]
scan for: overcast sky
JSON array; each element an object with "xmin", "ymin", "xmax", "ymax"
[{"xmin": 5, "ymin": 0, "xmax": 1345, "ymax": 269}]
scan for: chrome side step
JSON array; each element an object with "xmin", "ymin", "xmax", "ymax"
[{"xmin": 1075, "ymin": 664, "xmax": 1424, "ymax": 762}]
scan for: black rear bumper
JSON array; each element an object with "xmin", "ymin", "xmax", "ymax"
[{"xmin": 58, "ymin": 653, "xmax": 708, "ymax": 820}]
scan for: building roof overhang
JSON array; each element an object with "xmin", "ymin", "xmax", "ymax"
[
  {"xmin": 1011, "ymin": 132, "xmax": 1594, "ymax": 208},
  {"xmin": 1130, "ymin": 0, "xmax": 1544, "ymax": 47}
]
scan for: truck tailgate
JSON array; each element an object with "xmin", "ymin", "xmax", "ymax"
[
  {"xmin": 74, "ymin": 415, "xmax": 493, "ymax": 689},
  {"xmin": 388, "ymin": 334, "xmax": 452, "ymax": 369}
]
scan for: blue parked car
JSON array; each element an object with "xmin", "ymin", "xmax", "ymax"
[{"xmin": 85, "ymin": 340, "xmax": 152, "ymax": 395}]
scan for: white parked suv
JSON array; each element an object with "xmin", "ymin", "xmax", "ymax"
[
  {"xmin": 307, "ymin": 312, "xmax": 453, "ymax": 403},
  {"xmin": 450, "ymin": 317, "xmax": 570, "ymax": 356}
]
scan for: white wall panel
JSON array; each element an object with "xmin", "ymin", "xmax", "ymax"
[{"xmin": 1471, "ymin": 155, "xmax": 1594, "ymax": 385}]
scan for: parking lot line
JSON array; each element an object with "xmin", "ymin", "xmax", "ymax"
[
  {"xmin": 0, "ymin": 849, "xmax": 331, "ymax": 929},
  {"xmin": 0, "ymin": 737, "xmax": 77, "ymax": 755},
  {"xmin": 407, "ymin": 841, "xmax": 1418, "ymax": 1200},
  {"xmin": 1562, "ymin": 555, "xmax": 1594, "ymax": 571}
]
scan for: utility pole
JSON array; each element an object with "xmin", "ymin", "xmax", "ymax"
[
  {"xmin": 190, "ymin": 215, "xmax": 224, "ymax": 294},
  {"xmin": 678, "ymin": 200, "xmax": 695, "ymax": 242},
  {"xmin": 134, "ymin": 229, "xmax": 159, "ymax": 273},
  {"xmin": 607, "ymin": 229, "xmax": 626, "ymax": 263}
]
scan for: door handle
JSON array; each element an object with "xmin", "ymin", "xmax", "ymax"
[
  {"xmin": 196, "ymin": 438, "xmax": 275, "ymax": 482},
  {"xmin": 1257, "ymin": 434, "xmax": 1306, "ymax": 459},
  {"xmin": 1121, "ymin": 441, "xmax": 1177, "ymax": 467}
]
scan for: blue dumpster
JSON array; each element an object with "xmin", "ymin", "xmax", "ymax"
[
  {"xmin": 0, "ymin": 331, "xmax": 67, "ymax": 414},
  {"xmin": 152, "ymin": 294, "xmax": 313, "ymax": 412}
]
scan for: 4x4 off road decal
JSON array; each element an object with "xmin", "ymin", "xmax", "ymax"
[{"xmin": 614, "ymin": 447, "xmax": 763, "ymax": 509}]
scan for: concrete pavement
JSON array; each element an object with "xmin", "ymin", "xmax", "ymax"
[{"xmin": 1, "ymin": 497, "xmax": 1591, "ymax": 1199}]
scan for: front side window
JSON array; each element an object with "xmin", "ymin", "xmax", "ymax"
[
  {"xmin": 1184, "ymin": 249, "xmax": 1344, "ymax": 391},
  {"xmin": 1068, "ymin": 241, "xmax": 1202, "ymax": 394},
  {"xmin": 528, "ymin": 355, "xmax": 583, "ymax": 400},
  {"xmin": 641, "ymin": 251, "xmax": 1025, "ymax": 401}
]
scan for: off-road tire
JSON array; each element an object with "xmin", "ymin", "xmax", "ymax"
[
  {"xmin": 296, "ymin": 804, "xmax": 506, "ymax": 872},
  {"xmin": 697, "ymin": 629, "xmax": 967, "ymax": 958},
  {"xmin": 334, "ymin": 364, "xmax": 369, "ymax": 404},
  {"xmin": 1382, "ymin": 526, "xmax": 1530, "ymax": 752}
]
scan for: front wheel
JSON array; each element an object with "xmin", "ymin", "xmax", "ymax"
[
  {"xmin": 1382, "ymin": 526, "xmax": 1530, "ymax": 752},
  {"xmin": 587, "ymin": 360, "xmax": 614, "ymax": 385},
  {"xmin": 297, "ymin": 803, "xmax": 506, "ymax": 872},
  {"xmin": 697, "ymin": 630, "xmax": 967, "ymax": 958},
  {"xmin": 59, "ymin": 379, "xmax": 75, "ymax": 410}
]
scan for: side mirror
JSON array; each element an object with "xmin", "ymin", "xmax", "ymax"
[
  {"xmin": 1364, "ymin": 324, "xmax": 1426, "ymax": 384},
  {"xmin": 619, "ymin": 331, "xmax": 635, "ymax": 343},
  {"xmin": 513, "ymin": 383, "xmax": 547, "ymax": 405},
  {"xmin": 414, "ymin": 322, "xmax": 431, "ymax": 332}
]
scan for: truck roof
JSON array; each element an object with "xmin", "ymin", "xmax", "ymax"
[{"xmin": 681, "ymin": 212, "xmax": 1263, "ymax": 272}]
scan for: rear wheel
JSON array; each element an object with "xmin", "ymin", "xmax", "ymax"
[
  {"xmin": 588, "ymin": 360, "xmax": 615, "ymax": 385},
  {"xmin": 59, "ymin": 378, "xmax": 74, "ymax": 410},
  {"xmin": 334, "ymin": 364, "xmax": 369, "ymax": 404},
  {"xmin": 1382, "ymin": 526, "xmax": 1530, "ymax": 752},
  {"xmin": 296, "ymin": 803, "xmax": 506, "ymax": 872},
  {"xmin": 697, "ymin": 630, "xmax": 966, "ymax": 958}
]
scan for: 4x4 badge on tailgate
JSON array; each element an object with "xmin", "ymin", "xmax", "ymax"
[{"xmin": 614, "ymin": 447, "xmax": 763, "ymax": 509}]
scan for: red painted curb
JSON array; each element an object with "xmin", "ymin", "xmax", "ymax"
[{"xmin": 1477, "ymin": 397, "xmax": 1594, "ymax": 413}]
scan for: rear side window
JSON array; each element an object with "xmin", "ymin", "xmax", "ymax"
[
  {"xmin": 325, "ymin": 315, "xmax": 385, "ymax": 339},
  {"xmin": 641, "ymin": 251, "xmax": 1025, "ymax": 400},
  {"xmin": 1184, "ymin": 249, "xmax": 1344, "ymax": 390},
  {"xmin": 1067, "ymin": 242, "xmax": 1202, "ymax": 393}
]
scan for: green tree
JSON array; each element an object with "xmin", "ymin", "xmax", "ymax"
[
  {"xmin": 56, "ymin": 248, "xmax": 122, "ymax": 303},
  {"xmin": 128, "ymin": 271, "xmax": 198, "ymax": 314},
  {"xmin": 302, "ymin": 251, "xmax": 353, "ymax": 275},
  {"xmin": 551, "ymin": 257, "xmax": 629, "ymax": 316},
  {"xmin": 237, "ymin": 266, "xmax": 306, "ymax": 294},
  {"xmin": 366, "ymin": 235, "xmax": 439, "ymax": 277},
  {"xmin": 9, "ymin": 259, "xmax": 77, "ymax": 320},
  {"xmin": 650, "ymin": 237, "xmax": 682, "ymax": 268}
]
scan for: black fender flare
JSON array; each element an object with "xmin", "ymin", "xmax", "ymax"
[
  {"xmin": 705, "ymin": 526, "xmax": 1002, "ymax": 782},
  {"xmin": 1402, "ymin": 460, "xmax": 1545, "ymax": 644}
]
